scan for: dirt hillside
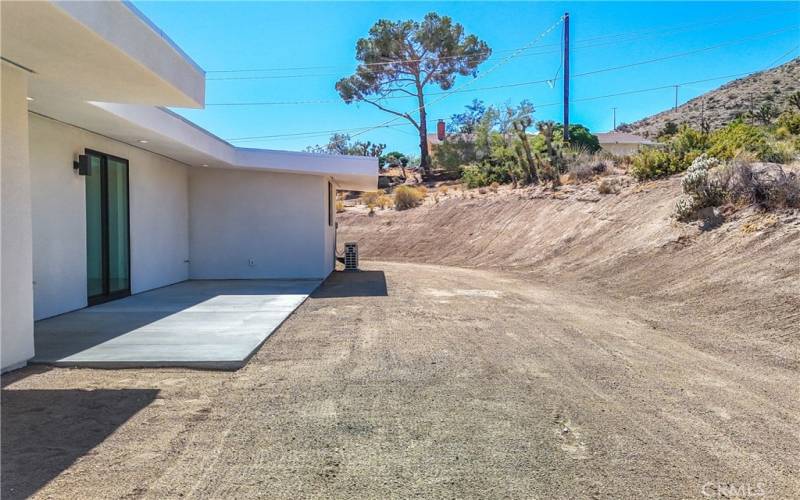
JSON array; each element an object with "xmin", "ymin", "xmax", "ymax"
[
  {"xmin": 338, "ymin": 178, "xmax": 800, "ymax": 367},
  {"xmin": 621, "ymin": 57, "xmax": 800, "ymax": 136}
]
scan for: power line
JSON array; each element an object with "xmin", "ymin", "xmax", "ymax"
[
  {"xmin": 227, "ymin": 60, "xmax": 796, "ymax": 143},
  {"xmin": 208, "ymin": 26, "xmax": 797, "ymax": 107},
  {"xmin": 572, "ymin": 25, "xmax": 797, "ymax": 78},
  {"xmin": 205, "ymin": 9, "xmax": 792, "ymax": 76},
  {"xmin": 228, "ymin": 16, "xmax": 566, "ymax": 143}
]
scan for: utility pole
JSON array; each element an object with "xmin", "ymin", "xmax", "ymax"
[
  {"xmin": 612, "ymin": 107, "xmax": 617, "ymax": 130},
  {"xmin": 563, "ymin": 12, "xmax": 570, "ymax": 142},
  {"xmin": 673, "ymin": 85, "xmax": 679, "ymax": 111}
]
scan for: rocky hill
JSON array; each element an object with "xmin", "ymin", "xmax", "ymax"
[{"xmin": 620, "ymin": 57, "xmax": 800, "ymax": 137}]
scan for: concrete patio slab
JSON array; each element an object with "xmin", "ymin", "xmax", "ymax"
[{"xmin": 32, "ymin": 279, "xmax": 320, "ymax": 370}]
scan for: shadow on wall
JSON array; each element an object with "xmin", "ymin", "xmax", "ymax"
[
  {"xmin": 1, "ymin": 388, "xmax": 158, "ymax": 500},
  {"xmin": 312, "ymin": 270, "xmax": 388, "ymax": 298}
]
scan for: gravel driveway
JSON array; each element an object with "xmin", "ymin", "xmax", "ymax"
[{"xmin": 3, "ymin": 261, "xmax": 798, "ymax": 499}]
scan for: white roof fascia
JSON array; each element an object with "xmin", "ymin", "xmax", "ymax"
[
  {"xmin": 51, "ymin": 0, "xmax": 205, "ymax": 106},
  {"xmin": 90, "ymin": 102, "xmax": 377, "ymax": 191}
]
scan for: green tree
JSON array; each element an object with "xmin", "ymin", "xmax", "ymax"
[
  {"xmin": 306, "ymin": 134, "xmax": 385, "ymax": 158},
  {"xmin": 789, "ymin": 91, "xmax": 800, "ymax": 112},
  {"xmin": 336, "ymin": 13, "xmax": 491, "ymax": 177},
  {"xmin": 750, "ymin": 103, "xmax": 779, "ymax": 125},
  {"xmin": 505, "ymin": 101, "xmax": 538, "ymax": 184},
  {"xmin": 536, "ymin": 120, "xmax": 561, "ymax": 186},
  {"xmin": 554, "ymin": 123, "xmax": 600, "ymax": 153},
  {"xmin": 380, "ymin": 151, "xmax": 409, "ymax": 176},
  {"xmin": 448, "ymin": 99, "xmax": 487, "ymax": 134},
  {"xmin": 659, "ymin": 121, "xmax": 679, "ymax": 138}
]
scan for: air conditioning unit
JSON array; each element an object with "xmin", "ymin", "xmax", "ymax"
[{"xmin": 344, "ymin": 242, "xmax": 358, "ymax": 271}]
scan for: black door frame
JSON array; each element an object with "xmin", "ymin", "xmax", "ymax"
[{"xmin": 86, "ymin": 149, "xmax": 131, "ymax": 306}]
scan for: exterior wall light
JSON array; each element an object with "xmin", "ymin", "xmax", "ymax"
[{"xmin": 73, "ymin": 154, "xmax": 91, "ymax": 176}]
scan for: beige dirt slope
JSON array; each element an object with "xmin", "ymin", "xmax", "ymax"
[{"xmin": 338, "ymin": 178, "xmax": 800, "ymax": 369}]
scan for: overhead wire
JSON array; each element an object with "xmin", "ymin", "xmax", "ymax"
[
  {"xmin": 211, "ymin": 25, "xmax": 797, "ymax": 107},
  {"xmin": 205, "ymin": 8, "xmax": 792, "ymax": 77},
  {"xmin": 227, "ymin": 58, "xmax": 798, "ymax": 143}
]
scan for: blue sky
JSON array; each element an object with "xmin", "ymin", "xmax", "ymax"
[{"xmin": 134, "ymin": 1, "xmax": 800, "ymax": 155}]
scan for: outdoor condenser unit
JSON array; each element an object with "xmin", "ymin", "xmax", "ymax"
[{"xmin": 344, "ymin": 242, "xmax": 358, "ymax": 271}]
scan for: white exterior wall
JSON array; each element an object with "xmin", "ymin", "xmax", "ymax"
[
  {"xmin": 189, "ymin": 168, "xmax": 333, "ymax": 280},
  {"xmin": 29, "ymin": 114, "xmax": 189, "ymax": 320},
  {"xmin": 1, "ymin": 63, "xmax": 35, "ymax": 371},
  {"xmin": 601, "ymin": 143, "xmax": 643, "ymax": 157}
]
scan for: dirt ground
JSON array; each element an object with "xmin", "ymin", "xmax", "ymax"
[
  {"xmin": 3, "ymin": 261, "xmax": 798, "ymax": 499},
  {"xmin": 339, "ymin": 176, "xmax": 800, "ymax": 368}
]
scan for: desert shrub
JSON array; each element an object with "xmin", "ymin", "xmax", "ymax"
[
  {"xmin": 460, "ymin": 162, "xmax": 511, "ymax": 188},
  {"xmin": 658, "ymin": 121, "xmax": 679, "ymax": 138},
  {"xmin": 597, "ymin": 177, "xmax": 622, "ymax": 194},
  {"xmin": 708, "ymin": 121, "xmax": 783, "ymax": 162},
  {"xmin": 776, "ymin": 112, "xmax": 800, "ymax": 136},
  {"xmin": 567, "ymin": 161, "xmax": 594, "ymax": 181},
  {"xmin": 361, "ymin": 191, "xmax": 382, "ymax": 207},
  {"xmin": 438, "ymin": 185, "xmax": 449, "ymax": 195},
  {"xmin": 674, "ymin": 155, "xmax": 723, "ymax": 220},
  {"xmin": 376, "ymin": 195, "xmax": 392, "ymax": 209},
  {"xmin": 675, "ymin": 156, "xmax": 800, "ymax": 221},
  {"xmin": 462, "ymin": 165, "xmax": 487, "ymax": 188},
  {"xmin": 335, "ymin": 200, "xmax": 345, "ymax": 213},
  {"xmin": 674, "ymin": 196, "xmax": 697, "ymax": 221},
  {"xmin": 767, "ymin": 140, "xmax": 797, "ymax": 164},
  {"xmin": 489, "ymin": 182, "xmax": 499, "ymax": 193},
  {"xmin": 629, "ymin": 147, "xmax": 681, "ymax": 180},
  {"xmin": 415, "ymin": 185, "xmax": 428, "ymax": 197},
  {"xmin": 671, "ymin": 126, "xmax": 708, "ymax": 156},
  {"xmin": 718, "ymin": 161, "xmax": 800, "ymax": 209},
  {"xmin": 393, "ymin": 185, "xmax": 424, "ymax": 210},
  {"xmin": 566, "ymin": 152, "xmax": 610, "ymax": 182},
  {"xmin": 682, "ymin": 155, "xmax": 724, "ymax": 205}
]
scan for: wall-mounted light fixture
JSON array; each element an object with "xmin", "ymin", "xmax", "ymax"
[{"xmin": 73, "ymin": 154, "xmax": 91, "ymax": 176}]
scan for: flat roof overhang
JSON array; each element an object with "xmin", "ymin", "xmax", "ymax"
[
  {"xmin": 1, "ymin": 0, "xmax": 205, "ymax": 107},
  {"xmin": 93, "ymin": 103, "xmax": 377, "ymax": 191},
  {"xmin": 32, "ymin": 101, "xmax": 377, "ymax": 192}
]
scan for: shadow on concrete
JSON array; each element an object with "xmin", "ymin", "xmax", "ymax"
[
  {"xmin": 1, "ymin": 388, "xmax": 158, "ymax": 500},
  {"xmin": 312, "ymin": 271, "xmax": 388, "ymax": 298}
]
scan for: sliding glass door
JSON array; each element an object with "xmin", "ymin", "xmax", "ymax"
[{"xmin": 85, "ymin": 150, "xmax": 130, "ymax": 305}]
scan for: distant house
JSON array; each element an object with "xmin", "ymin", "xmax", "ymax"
[
  {"xmin": 426, "ymin": 133, "xmax": 476, "ymax": 155},
  {"xmin": 427, "ymin": 132, "xmax": 528, "ymax": 155},
  {"xmin": 596, "ymin": 132, "xmax": 658, "ymax": 156}
]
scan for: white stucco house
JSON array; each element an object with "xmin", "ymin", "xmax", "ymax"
[
  {"xmin": 0, "ymin": 1, "xmax": 376, "ymax": 372},
  {"xmin": 596, "ymin": 132, "xmax": 658, "ymax": 156}
]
